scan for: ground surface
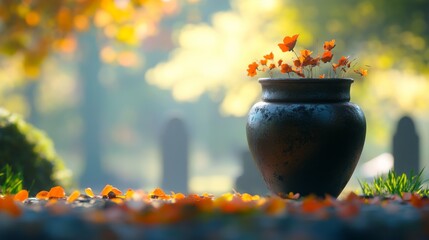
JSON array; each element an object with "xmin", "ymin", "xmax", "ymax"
[{"xmin": 1, "ymin": 186, "xmax": 429, "ymax": 239}]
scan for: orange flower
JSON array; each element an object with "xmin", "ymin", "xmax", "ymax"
[
  {"xmin": 323, "ymin": 39, "xmax": 336, "ymax": 51},
  {"xmin": 300, "ymin": 49, "xmax": 312, "ymax": 58},
  {"xmin": 247, "ymin": 34, "xmax": 366, "ymax": 78},
  {"xmin": 321, "ymin": 50, "xmax": 333, "ymax": 63},
  {"xmin": 309, "ymin": 57, "xmax": 320, "ymax": 67},
  {"xmin": 299, "ymin": 49, "xmax": 314, "ymax": 67},
  {"xmin": 319, "ymin": 74, "xmax": 325, "ymax": 78},
  {"xmin": 278, "ymin": 34, "xmax": 299, "ymax": 52},
  {"xmin": 332, "ymin": 56, "xmax": 349, "ymax": 71},
  {"xmin": 293, "ymin": 59, "xmax": 301, "ymax": 68},
  {"xmin": 247, "ymin": 61, "xmax": 259, "ymax": 77},
  {"xmin": 264, "ymin": 52, "xmax": 274, "ymax": 60},
  {"xmin": 280, "ymin": 63, "xmax": 293, "ymax": 73},
  {"xmin": 354, "ymin": 68, "xmax": 368, "ymax": 77},
  {"xmin": 293, "ymin": 68, "xmax": 305, "ymax": 77}
]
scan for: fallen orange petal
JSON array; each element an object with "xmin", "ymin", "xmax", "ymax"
[
  {"xmin": 100, "ymin": 185, "xmax": 113, "ymax": 196},
  {"xmin": 125, "ymin": 189, "xmax": 135, "ymax": 199},
  {"xmin": 241, "ymin": 193, "xmax": 254, "ymax": 202},
  {"xmin": 14, "ymin": 190, "xmax": 29, "ymax": 202},
  {"xmin": 67, "ymin": 190, "xmax": 80, "ymax": 203},
  {"xmin": 337, "ymin": 203, "xmax": 360, "ymax": 219},
  {"xmin": 46, "ymin": 199, "xmax": 58, "ymax": 207},
  {"xmin": 36, "ymin": 190, "xmax": 49, "ymax": 200},
  {"xmin": 151, "ymin": 187, "xmax": 166, "ymax": 197},
  {"xmin": 410, "ymin": 194, "xmax": 423, "ymax": 208},
  {"xmin": 402, "ymin": 192, "xmax": 412, "ymax": 201},
  {"xmin": 173, "ymin": 192, "xmax": 185, "ymax": 200},
  {"xmin": 48, "ymin": 186, "xmax": 66, "ymax": 198},
  {"xmin": 345, "ymin": 191, "xmax": 359, "ymax": 202},
  {"xmin": 85, "ymin": 188, "xmax": 95, "ymax": 197},
  {"xmin": 0, "ymin": 195, "xmax": 22, "ymax": 217},
  {"xmin": 264, "ymin": 198, "xmax": 286, "ymax": 215},
  {"xmin": 302, "ymin": 196, "xmax": 325, "ymax": 213},
  {"xmin": 323, "ymin": 195, "xmax": 337, "ymax": 207},
  {"xmin": 110, "ymin": 198, "xmax": 124, "ymax": 204},
  {"xmin": 287, "ymin": 192, "xmax": 300, "ymax": 200},
  {"xmin": 110, "ymin": 187, "xmax": 122, "ymax": 196}
]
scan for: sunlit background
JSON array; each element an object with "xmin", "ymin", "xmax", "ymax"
[{"xmin": 1, "ymin": 0, "xmax": 429, "ymax": 194}]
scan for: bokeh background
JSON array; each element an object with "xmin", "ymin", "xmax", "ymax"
[{"xmin": 1, "ymin": 0, "xmax": 429, "ymax": 194}]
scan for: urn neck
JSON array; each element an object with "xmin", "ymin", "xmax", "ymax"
[{"xmin": 259, "ymin": 78, "xmax": 353, "ymax": 103}]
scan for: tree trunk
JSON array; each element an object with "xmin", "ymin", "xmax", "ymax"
[
  {"xmin": 25, "ymin": 80, "xmax": 40, "ymax": 126},
  {"xmin": 78, "ymin": 30, "xmax": 106, "ymax": 190}
]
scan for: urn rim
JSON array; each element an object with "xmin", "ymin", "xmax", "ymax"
[{"xmin": 258, "ymin": 77, "xmax": 354, "ymax": 84}]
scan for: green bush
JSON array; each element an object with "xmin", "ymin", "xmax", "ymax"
[{"xmin": 0, "ymin": 108, "xmax": 71, "ymax": 194}]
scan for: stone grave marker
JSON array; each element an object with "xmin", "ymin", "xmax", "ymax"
[
  {"xmin": 160, "ymin": 117, "xmax": 189, "ymax": 193},
  {"xmin": 392, "ymin": 115, "xmax": 420, "ymax": 175}
]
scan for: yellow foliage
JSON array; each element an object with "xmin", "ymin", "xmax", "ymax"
[
  {"xmin": 74, "ymin": 15, "xmax": 89, "ymax": 31},
  {"xmin": 100, "ymin": 46, "xmax": 117, "ymax": 63},
  {"xmin": 117, "ymin": 51, "xmax": 140, "ymax": 67},
  {"xmin": 25, "ymin": 11, "xmax": 40, "ymax": 26},
  {"xmin": 54, "ymin": 36, "xmax": 77, "ymax": 54},
  {"xmin": 57, "ymin": 8, "xmax": 73, "ymax": 32},
  {"xmin": 116, "ymin": 25, "xmax": 138, "ymax": 45},
  {"xmin": 94, "ymin": 10, "xmax": 112, "ymax": 27},
  {"xmin": 0, "ymin": 0, "xmax": 173, "ymax": 76}
]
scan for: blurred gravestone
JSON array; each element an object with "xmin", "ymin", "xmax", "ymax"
[
  {"xmin": 160, "ymin": 117, "xmax": 189, "ymax": 193},
  {"xmin": 235, "ymin": 150, "xmax": 268, "ymax": 195},
  {"xmin": 392, "ymin": 115, "xmax": 420, "ymax": 175}
]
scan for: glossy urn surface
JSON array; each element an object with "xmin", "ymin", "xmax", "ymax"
[{"xmin": 246, "ymin": 78, "xmax": 366, "ymax": 198}]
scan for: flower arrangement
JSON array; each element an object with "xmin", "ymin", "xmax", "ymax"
[{"xmin": 247, "ymin": 34, "xmax": 368, "ymax": 78}]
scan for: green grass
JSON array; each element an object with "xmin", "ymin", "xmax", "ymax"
[
  {"xmin": 0, "ymin": 164, "xmax": 23, "ymax": 194},
  {"xmin": 359, "ymin": 169, "xmax": 429, "ymax": 197}
]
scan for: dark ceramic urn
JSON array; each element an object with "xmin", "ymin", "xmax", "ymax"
[{"xmin": 246, "ymin": 78, "xmax": 366, "ymax": 198}]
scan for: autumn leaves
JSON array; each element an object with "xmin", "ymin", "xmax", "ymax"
[{"xmin": 247, "ymin": 34, "xmax": 368, "ymax": 78}]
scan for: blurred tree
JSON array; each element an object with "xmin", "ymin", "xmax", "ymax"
[
  {"xmin": 0, "ymin": 0, "xmax": 177, "ymax": 74},
  {"xmin": 0, "ymin": 0, "xmax": 178, "ymax": 188},
  {"xmin": 290, "ymin": 0, "xmax": 429, "ymax": 72}
]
